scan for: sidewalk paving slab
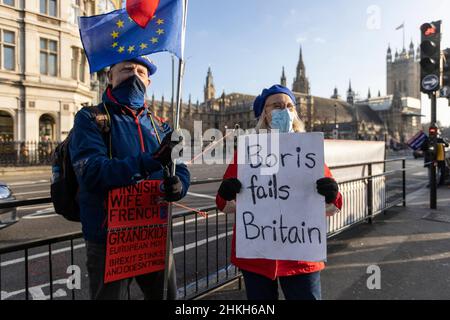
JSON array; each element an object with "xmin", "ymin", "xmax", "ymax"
[
  {"xmin": 200, "ymin": 186, "xmax": 450, "ymax": 300},
  {"xmin": 0, "ymin": 166, "xmax": 51, "ymax": 177}
]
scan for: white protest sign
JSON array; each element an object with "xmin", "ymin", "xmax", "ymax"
[{"xmin": 236, "ymin": 132, "xmax": 326, "ymax": 262}]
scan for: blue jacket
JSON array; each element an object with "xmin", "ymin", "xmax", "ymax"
[{"xmin": 69, "ymin": 89, "xmax": 190, "ymax": 243}]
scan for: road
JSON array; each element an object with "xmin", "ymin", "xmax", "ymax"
[
  {"xmin": 0, "ymin": 163, "xmax": 231, "ymax": 300},
  {"xmin": 0, "ymin": 163, "xmax": 226, "ymax": 245},
  {"xmin": 0, "ymin": 157, "xmax": 429, "ymax": 300}
]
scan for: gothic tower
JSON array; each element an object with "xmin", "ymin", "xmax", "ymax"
[
  {"xmin": 292, "ymin": 46, "xmax": 310, "ymax": 94},
  {"xmin": 280, "ymin": 66, "xmax": 287, "ymax": 87},
  {"xmin": 204, "ymin": 67, "xmax": 216, "ymax": 102},
  {"xmin": 347, "ymin": 80, "xmax": 355, "ymax": 105},
  {"xmin": 386, "ymin": 41, "xmax": 420, "ymax": 100},
  {"xmin": 331, "ymin": 86, "xmax": 340, "ymax": 100}
]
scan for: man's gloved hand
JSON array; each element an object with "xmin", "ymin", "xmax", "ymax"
[
  {"xmin": 164, "ymin": 175, "xmax": 183, "ymax": 202},
  {"xmin": 218, "ymin": 178, "xmax": 242, "ymax": 201},
  {"xmin": 153, "ymin": 131, "xmax": 182, "ymax": 168},
  {"xmin": 316, "ymin": 177, "xmax": 339, "ymax": 204}
]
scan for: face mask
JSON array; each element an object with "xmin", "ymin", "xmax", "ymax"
[
  {"xmin": 111, "ymin": 75, "xmax": 147, "ymax": 108},
  {"xmin": 270, "ymin": 109, "xmax": 295, "ymax": 133}
]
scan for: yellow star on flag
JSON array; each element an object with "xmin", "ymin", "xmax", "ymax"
[
  {"xmin": 140, "ymin": 43, "xmax": 148, "ymax": 50},
  {"xmin": 112, "ymin": 42, "xmax": 118, "ymax": 48},
  {"xmin": 116, "ymin": 20, "xmax": 124, "ymax": 28},
  {"xmin": 118, "ymin": 46, "xmax": 125, "ymax": 53},
  {"xmin": 156, "ymin": 19, "xmax": 164, "ymax": 25},
  {"xmin": 111, "ymin": 31, "xmax": 119, "ymax": 39},
  {"xmin": 151, "ymin": 37, "xmax": 159, "ymax": 44},
  {"xmin": 156, "ymin": 29, "xmax": 165, "ymax": 35},
  {"xmin": 128, "ymin": 45, "xmax": 135, "ymax": 53}
]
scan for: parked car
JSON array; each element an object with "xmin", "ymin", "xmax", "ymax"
[{"xmin": 0, "ymin": 182, "xmax": 18, "ymax": 229}]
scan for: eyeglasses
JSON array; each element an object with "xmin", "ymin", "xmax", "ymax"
[{"xmin": 265, "ymin": 102, "xmax": 296, "ymax": 110}]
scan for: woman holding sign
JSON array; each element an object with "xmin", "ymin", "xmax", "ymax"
[{"xmin": 216, "ymin": 85, "xmax": 342, "ymax": 300}]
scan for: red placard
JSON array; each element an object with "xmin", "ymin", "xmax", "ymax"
[
  {"xmin": 108, "ymin": 180, "xmax": 167, "ymax": 229},
  {"xmin": 104, "ymin": 180, "xmax": 168, "ymax": 284}
]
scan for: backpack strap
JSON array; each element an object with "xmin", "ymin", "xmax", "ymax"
[
  {"xmin": 88, "ymin": 105, "xmax": 168, "ymax": 158},
  {"xmin": 85, "ymin": 104, "xmax": 113, "ymax": 160},
  {"xmin": 148, "ymin": 112, "xmax": 163, "ymax": 145},
  {"xmin": 102, "ymin": 103, "xmax": 113, "ymax": 160}
]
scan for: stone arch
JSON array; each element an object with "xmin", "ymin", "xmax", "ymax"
[
  {"xmin": 0, "ymin": 109, "xmax": 15, "ymax": 141},
  {"xmin": 39, "ymin": 113, "xmax": 57, "ymax": 141}
]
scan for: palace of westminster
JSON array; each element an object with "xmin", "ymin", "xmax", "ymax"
[
  {"xmin": 0, "ymin": 0, "xmax": 422, "ymax": 143},
  {"xmin": 146, "ymin": 44, "xmax": 422, "ymax": 143}
]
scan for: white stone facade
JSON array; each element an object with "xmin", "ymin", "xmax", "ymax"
[{"xmin": 0, "ymin": 0, "xmax": 121, "ymax": 142}]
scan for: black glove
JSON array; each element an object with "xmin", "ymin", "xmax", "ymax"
[
  {"xmin": 152, "ymin": 131, "xmax": 182, "ymax": 168},
  {"xmin": 164, "ymin": 175, "xmax": 183, "ymax": 202},
  {"xmin": 316, "ymin": 177, "xmax": 339, "ymax": 204},
  {"xmin": 218, "ymin": 178, "xmax": 242, "ymax": 201}
]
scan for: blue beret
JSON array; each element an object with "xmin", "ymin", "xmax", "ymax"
[
  {"xmin": 111, "ymin": 55, "xmax": 157, "ymax": 76},
  {"xmin": 129, "ymin": 56, "xmax": 157, "ymax": 76},
  {"xmin": 253, "ymin": 85, "xmax": 297, "ymax": 118}
]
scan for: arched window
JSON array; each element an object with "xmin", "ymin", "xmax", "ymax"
[
  {"xmin": 39, "ymin": 114, "xmax": 55, "ymax": 141},
  {"xmin": 0, "ymin": 110, "xmax": 14, "ymax": 141}
]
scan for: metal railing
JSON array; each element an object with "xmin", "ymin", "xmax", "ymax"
[
  {"xmin": 0, "ymin": 204, "xmax": 237, "ymax": 300},
  {"xmin": 327, "ymin": 159, "xmax": 407, "ymax": 237},
  {"xmin": 0, "ymin": 141, "xmax": 58, "ymax": 166},
  {"xmin": 0, "ymin": 159, "xmax": 412, "ymax": 300}
]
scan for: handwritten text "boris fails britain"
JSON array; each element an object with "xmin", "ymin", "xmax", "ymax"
[{"xmin": 242, "ymin": 142, "xmax": 322, "ymax": 246}]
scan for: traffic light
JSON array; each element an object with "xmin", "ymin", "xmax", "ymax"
[
  {"xmin": 428, "ymin": 125, "xmax": 438, "ymax": 161},
  {"xmin": 420, "ymin": 21, "xmax": 442, "ymax": 94},
  {"xmin": 429, "ymin": 126, "xmax": 438, "ymax": 138},
  {"xmin": 442, "ymin": 48, "xmax": 450, "ymax": 98}
]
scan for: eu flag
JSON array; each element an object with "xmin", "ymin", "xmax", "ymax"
[{"xmin": 79, "ymin": 0, "xmax": 184, "ymax": 73}]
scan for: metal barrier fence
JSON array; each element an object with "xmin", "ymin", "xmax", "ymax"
[
  {"xmin": 0, "ymin": 140, "xmax": 220, "ymax": 167},
  {"xmin": 0, "ymin": 159, "xmax": 409, "ymax": 300},
  {"xmin": 327, "ymin": 159, "xmax": 407, "ymax": 236},
  {"xmin": 0, "ymin": 141, "xmax": 58, "ymax": 166}
]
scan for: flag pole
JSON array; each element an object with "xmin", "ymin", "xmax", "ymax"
[
  {"xmin": 403, "ymin": 21, "xmax": 405, "ymax": 51},
  {"xmin": 171, "ymin": 56, "xmax": 175, "ymax": 122},
  {"xmin": 162, "ymin": 0, "xmax": 188, "ymax": 301}
]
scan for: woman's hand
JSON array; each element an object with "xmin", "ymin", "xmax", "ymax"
[
  {"xmin": 222, "ymin": 200, "xmax": 237, "ymax": 214},
  {"xmin": 218, "ymin": 178, "xmax": 242, "ymax": 201},
  {"xmin": 316, "ymin": 177, "xmax": 339, "ymax": 204},
  {"xmin": 326, "ymin": 203, "xmax": 340, "ymax": 217}
]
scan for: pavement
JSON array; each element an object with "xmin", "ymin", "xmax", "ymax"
[
  {"xmin": 0, "ymin": 166, "xmax": 51, "ymax": 177},
  {"xmin": 199, "ymin": 184, "xmax": 450, "ymax": 300},
  {"xmin": 0, "ymin": 158, "xmax": 441, "ymax": 300}
]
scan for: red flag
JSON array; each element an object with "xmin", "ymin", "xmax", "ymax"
[{"xmin": 127, "ymin": 0, "xmax": 161, "ymax": 28}]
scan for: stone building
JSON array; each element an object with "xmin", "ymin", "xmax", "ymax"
[
  {"xmin": 351, "ymin": 42, "xmax": 422, "ymax": 143},
  {"xmin": 355, "ymin": 93, "xmax": 421, "ymax": 143},
  {"xmin": 147, "ymin": 43, "xmax": 421, "ymax": 144},
  {"xmin": 387, "ymin": 41, "xmax": 421, "ymax": 100},
  {"xmin": 0, "ymin": 0, "xmax": 121, "ymax": 142},
  {"xmin": 292, "ymin": 46, "xmax": 310, "ymax": 95},
  {"xmin": 0, "ymin": 1, "xmax": 422, "ymax": 146},
  {"xmin": 147, "ymin": 65, "xmax": 385, "ymax": 142}
]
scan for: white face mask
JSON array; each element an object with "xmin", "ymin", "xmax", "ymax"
[{"xmin": 270, "ymin": 109, "xmax": 295, "ymax": 133}]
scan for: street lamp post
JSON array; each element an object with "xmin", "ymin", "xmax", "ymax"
[{"xmin": 334, "ymin": 104, "xmax": 339, "ymax": 140}]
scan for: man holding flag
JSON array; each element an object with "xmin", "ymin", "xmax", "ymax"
[{"xmin": 70, "ymin": 0, "xmax": 189, "ymax": 300}]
